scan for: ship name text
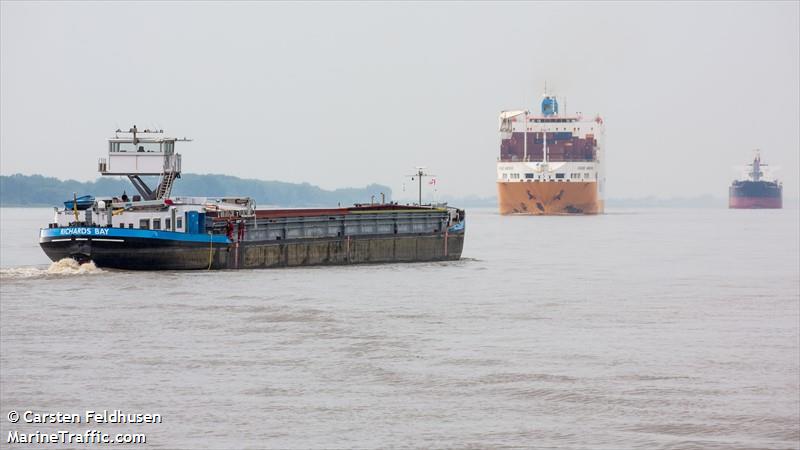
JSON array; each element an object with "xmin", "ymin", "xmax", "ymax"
[{"xmin": 58, "ymin": 228, "xmax": 111, "ymax": 236}]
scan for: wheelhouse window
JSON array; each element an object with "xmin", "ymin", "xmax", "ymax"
[
  {"xmin": 165, "ymin": 218, "xmax": 171, "ymax": 230},
  {"xmin": 152, "ymin": 218, "xmax": 161, "ymax": 230},
  {"xmin": 176, "ymin": 217, "xmax": 183, "ymax": 229},
  {"xmin": 139, "ymin": 219, "xmax": 150, "ymax": 229},
  {"xmin": 110, "ymin": 141, "xmax": 162, "ymax": 153}
]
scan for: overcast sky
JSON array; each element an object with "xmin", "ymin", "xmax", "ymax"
[{"xmin": 1, "ymin": 1, "xmax": 798, "ymax": 200}]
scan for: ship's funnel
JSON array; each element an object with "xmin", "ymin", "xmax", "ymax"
[{"xmin": 541, "ymin": 96, "xmax": 558, "ymax": 117}]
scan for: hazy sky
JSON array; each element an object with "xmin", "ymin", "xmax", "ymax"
[{"xmin": 1, "ymin": 1, "xmax": 798, "ymax": 200}]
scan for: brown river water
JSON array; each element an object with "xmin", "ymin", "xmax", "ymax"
[{"xmin": 1, "ymin": 206, "xmax": 798, "ymax": 449}]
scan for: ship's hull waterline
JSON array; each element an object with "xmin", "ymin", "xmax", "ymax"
[
  {"xmin": 40, "ymin": 231, "xmax": 465, "ymax": 270},
  {"xmin": 728, "ymin": 196, "xmax": 782, "ymax": 209},
  {"xmin": 497, "ymin": 181, "xmax": 603, "ymax": 215}
]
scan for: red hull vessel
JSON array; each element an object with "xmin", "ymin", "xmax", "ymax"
[{"xmin": 728, "ymin": 153, "xmax": 782, "ymax": 209}]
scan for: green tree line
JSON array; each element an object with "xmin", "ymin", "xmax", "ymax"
[{"xmin": 0, "ymin": 174, "xmax": 392, "ymax": 207}]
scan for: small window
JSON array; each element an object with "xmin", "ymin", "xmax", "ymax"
[
  {"xmin": 502, "ymin": 173, "xmax": 508, "ymax": 179},
  {"xmin": 128, "ymin": 223, "xmax": 133, "ymax": 229},
  {"xmin": 152, "ymin": 218, "xmax": 161, "ymax": 230},
  {"xmin": 139, "ymin": 219, "xmax": 150, "ymax": 229},
  {"xmin": 165, "ymin": 218, "xmax": 171, "ymax": 230},
  {"xmin": 525, "ymin": 173, "xmax": 534, "ymax": 179},
  {"xmin": 176, "ymin": 217, "xmax": 183, "ymax": 229},
  {"xmin": 555, "ymin": 173, "xmax": 565, "ymax": 179},
  {"xmin": 119, "ymin": 223, "xmax": 124, "ymax": 228}
]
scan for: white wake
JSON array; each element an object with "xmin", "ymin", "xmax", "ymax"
[{"xmin": 0, "ymin": 258, "xmax": 104, "ymax": 280}]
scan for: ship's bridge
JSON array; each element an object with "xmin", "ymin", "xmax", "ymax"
[
  {"xmin": 98, "ymin": 125, "xmax": 189, "ymax": 200},
  {"xmin": 98, "ymin": 126, "xmax": 184, "ymax": 176}
]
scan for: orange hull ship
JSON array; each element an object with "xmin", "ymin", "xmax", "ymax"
[
  {"xmin": 497, "ymin": 180, "xmax": 603, "ymax": 215},
  {"xmin": 496, "ymin": 93, "xmax": 605, "ymax": 215}
]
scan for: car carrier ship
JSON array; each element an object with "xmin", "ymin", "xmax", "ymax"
[
  {"xmin": 39, "ymin": 126, "xmax": 465, "ymax": 270},
  {"xmin": 497, "ymin": 92, "xmax": 605, "ymax": 215},
  {"xmin": 729, "ymin": 151, "xmax": 782, "ymax": 209}
]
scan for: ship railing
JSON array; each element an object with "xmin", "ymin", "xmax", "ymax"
[
  {"xmin": 498, "ymin": 156, "xmax": 597, "ymax": 163},
  {"xmin": 202, "ymin": 197, "xmax": 256, "ymax": 216}
]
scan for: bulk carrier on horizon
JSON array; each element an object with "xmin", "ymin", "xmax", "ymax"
[
  {"xmin": 496, "ymin": 92, "xmax": 605, "ymax": 215},
  {"xmin": 38, "ymin": 126, "xmax": 465, "ymax": 270},
  {"xmin": 729, "ymin": 151, "xmax": 782, "ymax": 209}
]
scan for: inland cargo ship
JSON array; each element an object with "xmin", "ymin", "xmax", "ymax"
[
  {"xmin": 39, "ymin": 127, "xmax": 465, "ymax": 270},
  {"xmin": 496, "ymin": 92, "xmax": 605, "ymax": 215},
  {"xmin": 729, "ymin": 151, "xmax": 782, "ymax": 209}
]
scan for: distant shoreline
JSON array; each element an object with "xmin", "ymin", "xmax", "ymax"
[
  {"xmin": 2, "ymin": 173, "xmax": 797, "ymax": 209},
  {"xmin": 0, "ymin": 173, "xmax": 392, "ymax": 208}
]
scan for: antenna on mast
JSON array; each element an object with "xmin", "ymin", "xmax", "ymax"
[{"xmin": 405, "ymin": 167, "xmax": 436, "ymax": 206}]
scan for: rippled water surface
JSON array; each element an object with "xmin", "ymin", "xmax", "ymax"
[{"xmin": 1, "ymin": 207, "xmax": 798, "ymax": 449}]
